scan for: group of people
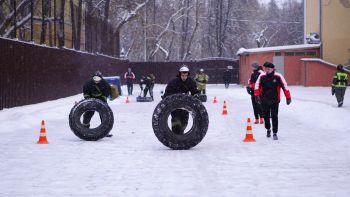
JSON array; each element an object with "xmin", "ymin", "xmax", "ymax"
[
  {"xmin": 81, "ymin": 61, "xmax": 347, "ymax": 140},
  {"xmin": 247, "ymin": 61, "xmax": 292, "ymax": 140}
]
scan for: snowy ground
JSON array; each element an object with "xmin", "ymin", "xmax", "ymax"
[{"xmin": 1, "ymin": 84, "xmax": 350, "ymax": 196}]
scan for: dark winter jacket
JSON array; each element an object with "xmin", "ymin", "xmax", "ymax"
[
  {"xmin": 83, "ymin": 79, "xmax": 111, "ymax": 102},
  {"xmin": 223, "ymin": 70, "xmax": 232, "ymax": 83},
  {"xmin": 139, "ymin": 76, "xmax": 153, "ymax": 88},
  {"xmin": 254, "ymin": 71, "xmax": 291, "ymax": 105},
  {"xmin": 162, "ymin": 75, "xmax": 199, "ymax": 99},
  {"xmin": 124, "ymin": 71, "xmax": 135, "ymax": 85},
  {"xmin": 247, "ymin": 67, "xmax": 264, "ymax": 96}
]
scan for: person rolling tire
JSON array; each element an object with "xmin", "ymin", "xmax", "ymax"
[
  {"xmin": 69, "ymin": 98, "xmax": 114, "ymax": 141},
  {"xmin": 152, "ymin": 94, "xmax": 209, "ymax": 150}
]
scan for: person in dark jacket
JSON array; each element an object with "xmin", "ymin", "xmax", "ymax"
[
  {"xmin": 332, "ymin": 64, "xmax": 348, "ymax": 107},
  {"xmin": 82, "ymin": 71, "xmax": 112, "ymax": 137},
  {"xmin": 162, "ymin": 65, "xmax": 199, "ymax": 135},
  {"xmin": 254, "ymin": 62, "xmax": 291, "ymax": 140},
  {"xmin": 247, "ymin": 62, "xmax": 265, "ymax": 124},
  {"xmin": 124, "ymin": 67, "xmax": 135, "ymax": 96},
  {"xmin": 223, "ymin": 69, "xmax": 232, "ymax": 88},
  {"xmin": 139, "ymin": 74, "xmax": 155, "ymax": 100}
]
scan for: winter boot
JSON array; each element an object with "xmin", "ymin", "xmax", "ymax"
[
  {"xmin": 273, "ymin": 133, "xmax": 278, "ymax": 140},
  {"xmin": 266, "ymin": 130, "xmax": 271, "ymax": 138},
  {"xmin": 338, "ymin": 101, "xmax": 343, "ymax": 107},
  {"xmin": 254, "ymin": 119, "xmax": 259, "ymax": 124},
  {"xmin": 106, "ymin": 134, "xmax": 113, "ymax": 137},
  {"xmin": 259, "ymin": 118, "xmax": 264, "ymax": 124}
]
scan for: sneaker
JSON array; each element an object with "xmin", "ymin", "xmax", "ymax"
[
  {"xmin": 259, "ymin": 118, "xmax": 264, "ymax": 124},
  {"xmin": 273, "ymin": 134, "xmax": 278, "ymax": 140},
  {"xmin": 254, "ymin": 119, "xmax": 259, "ymax": 124},
  {"xmin": 266, "ymin": 130, "xmax": 271, "ymax": 138},
  {"xmin": 338, "ymin": 102, "xmax": 343, "ymax": 107}
]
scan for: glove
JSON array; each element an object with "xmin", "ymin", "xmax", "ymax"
[
  {"xmin": 246, "ymin": 87, "xmax": 252, "ymax": 95},
  {"xmin": 255, "ymin": 96, "xmax": 261, "ymax": 105},
  {"xmin": 331, "ymin": 87, "xmax": 335, "ymax": 95},
  {"xmin": 286, "ymin": 99, "xmax": 291, "ymax": 105}
]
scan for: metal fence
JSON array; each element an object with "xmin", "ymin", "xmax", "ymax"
[{"xmin": 1, "ymin": 37, "xmax": 239, "ymax": 109}]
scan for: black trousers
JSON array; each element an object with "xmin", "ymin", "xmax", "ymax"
[
  {"xmin": 143, "ymin": 84, "xmax": 154, "ymax": 98},
  {"xmin": 251, "ymin": 96, "xmax": 263, "ymax": 119},
  {"xmin": 171, "ymin": 109, "xmax": 189, "ymax": 135},
  {"xmin": 127, "ymin": 83, "xmax": 133, "ymax": 95},
  {"xmin": 262, "ymin": 102, "xmax": 279, "ymax": 134},
  {"xmin": 335, "ymin": 88, "xmax": 346, "ymax": 104},
  {"xmin": 83, "ymin": 99, "xmax": 106, "ymax": 126}
]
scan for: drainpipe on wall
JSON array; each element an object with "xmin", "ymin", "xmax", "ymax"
[{"xmin": 319, "ymin": 0, "xmax": 323, "ymax": 59}]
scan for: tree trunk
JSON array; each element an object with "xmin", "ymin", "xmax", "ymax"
[
  {"xmin": 70, "ymin": 0, "xmax": 76, "ymax": 49},
  {"xmin": 76, "ymin": 0, "xmax": 82, "ymax": 50},
  {"xmin": 58, "ymin": 0, "xmax": 65, "ymax": 48}
]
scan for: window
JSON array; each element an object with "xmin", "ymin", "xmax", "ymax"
[
  {"xmin": 285, "ymin": 52, "xmax": 294, "ymax": 56},
  {"xmin": 275, "ymin": 52, "xmax": 282, "ymax": 56},
  {"xmin": 306, "ymin": 51, "xmax": 317, "ymax": 56},
  {"xmin": 295, "ymin": 52, "xmax": 306, "ymax": 56}
]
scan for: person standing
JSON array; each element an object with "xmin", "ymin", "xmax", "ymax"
[
  {"xmin": 194, "ymin": 68, "xmax": 209, "ymax": 95},
  {"xmin": 254, "ymin": 62, "xmax": 291, "ymax": 140},
  {"xmin": 124, "ymin": 67, "xmax": 135, "ymax": 96},
  {"xmin": 139, "ymin": 74, "xmax": 155, "ymax": 100},
  {"xmin": 332, "ymin": 64, "xmax": 348, "ymax": 107},
  {"xmin": 247, "ymin": 62, "xmax": 265, "ymax": 124},
  {"xmin": 223, "ymin": 69, "xmax": 232, "ymax": 88},
  {"xmin": 82, "ymin": 71, "xmax": 113, "ymax": 137},
  {"xmin": 162, "ymin": 65, "xmax": 199, "ymax": 135}
]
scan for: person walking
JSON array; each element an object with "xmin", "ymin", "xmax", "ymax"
[
  {"xmin": 124, "ymin": 67, "xmax": 135, "ymax": 96},
  {"xmin": 223, "ymin": 69, "xmax": 232, "ymax": 88},
  {"xmin": 162, "ymin": 65, "xmax": 199, "ymax": 135},
  {"xmin": 254, "ymin": 62, "xmax": 291, "ymax": 140},
  {"xmin": 332, "ymin": 64, "xmax": 348, "ymax": 107},
  {"xmin": 247, "ymin": 62, "xmax": 265, "ymax": 124},
  {"xmin": 194, "ymin": 68, "xmax": 209, "ymax": 95}
]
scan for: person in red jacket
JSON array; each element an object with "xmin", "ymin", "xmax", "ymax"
[
  {"xmin": 246, "ymin": 62, "xmax": 265, "ymax": 124},
  {"xmin": 124, "ymin": 67, "xmax": 136, "ymax": 95},
  {"xmin": 254, "ymin": 62, "xmax": 291, "ymax": 140}
]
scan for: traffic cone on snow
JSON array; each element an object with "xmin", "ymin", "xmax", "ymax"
[
  {"xmin": 243, "ymin": 118, "xmax": 256, "ymax": 142},
  {"xmin": 125, "ymin": 96, "xmax": 130, "ymax": 103},
  {"xmin": 213, "ymin": 96, "xmax": 218, "ymax": 103},
  {"xmin": 37, "ymin": 120, "xmax": 49, "ymax": 144},
  {"xmin": 222, "ymin": 101, "xmax": 228, "ymax": 115}
]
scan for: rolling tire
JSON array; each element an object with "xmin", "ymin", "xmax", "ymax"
[
  {"xmin": 152, "ymin": 94, "xmax": 209, "ymax": 150},
  {"xmin": 69, "ymin": 98, "xmax": 114, "ymax": 141}
]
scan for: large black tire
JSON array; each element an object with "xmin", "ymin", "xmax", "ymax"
[
  {"xmin": 152, "ymin": 94, "xmax": 209, "ymax": 150},
  {"xmin": 69, "ymin": 98, "xmax": 114, "ymax": 141}
]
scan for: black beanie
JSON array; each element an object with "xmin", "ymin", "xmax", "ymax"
[{"xmin": 263, "ymin": 62, "xmax": 275, "ymax": 68}]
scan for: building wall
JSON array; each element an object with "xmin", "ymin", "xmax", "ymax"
[
  {"xmin": 305, "ymin": 0, "xmax": 319, "ymax": 38},
  {"xmin": 322, "ymin": 0, "xmax": 350, "ymax": 65},
  {"xmin": 302, "ymin": 61, "xmax": 336, "ymax": 86},
  {"xmin": 239, "ymin": 49, "xmax": 321, "ymax": 86}
]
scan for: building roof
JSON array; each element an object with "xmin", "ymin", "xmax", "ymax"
[
  {"xmin": 236, "ymin": 43, "xmax": 321, "ymax": 55},
  {"xmin": 301, "ymin": 58, "xmax": 350, "ymax": 73}
]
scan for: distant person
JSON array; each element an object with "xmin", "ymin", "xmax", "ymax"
[
  {"xmin": 124, "ymin": 67, "xmax": 135, "ymax": 96},
  {"xmin": 194, "ymin": 68, "xmax": 209, "ymax": 95},
  {"xmin": 223, "ymin": 69, "xmax": 232, "ymax": 88},
  {"xmin": 82, "ymin": 71, "xmax": 112, "ymax": 137},
  {"xmin": 139, "ymin": 74, "xmax": 155, "ymax": 100},
  {"xmin": 247, "ymin": 62, "xmax": 265, "ymax": 124},
  {"xmin": 162, "ymin": 65, "xmax": 199, "ymax": 135},
  {"xmin": 332, "ymin": 64, "xmax": 348, "ymax": 107},
  {"xmin": 254, "ymin": 62, "xmax": 291, "ymax": 140}
]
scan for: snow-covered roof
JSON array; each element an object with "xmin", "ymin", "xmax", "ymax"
[{"xmin": 236, "ymin": 43, "xmax": 321, "ymax": 56}]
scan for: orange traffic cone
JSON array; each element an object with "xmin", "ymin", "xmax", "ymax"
[
  {"xmin": 243, "ymin": 118, "xmax": 256, "ymax": 142},
  {"xmin": 125, "ymin": 96, "xmax": 130, "ymax": 103},
  {"xmin": 222, "ymin": 101, "xmax": 228, "ymax": 115},
  {"xmin": 37, "ymin": 120, "xmax": 49, "ymax": 144},
  {"xmin": 213, "ymin": 96, "xmax": 218, "ymax": 103}
]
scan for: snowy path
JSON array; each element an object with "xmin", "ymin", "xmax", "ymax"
[{"xmin": 1, "ymin": 85, "xmax": 350, "ymax": 196}]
